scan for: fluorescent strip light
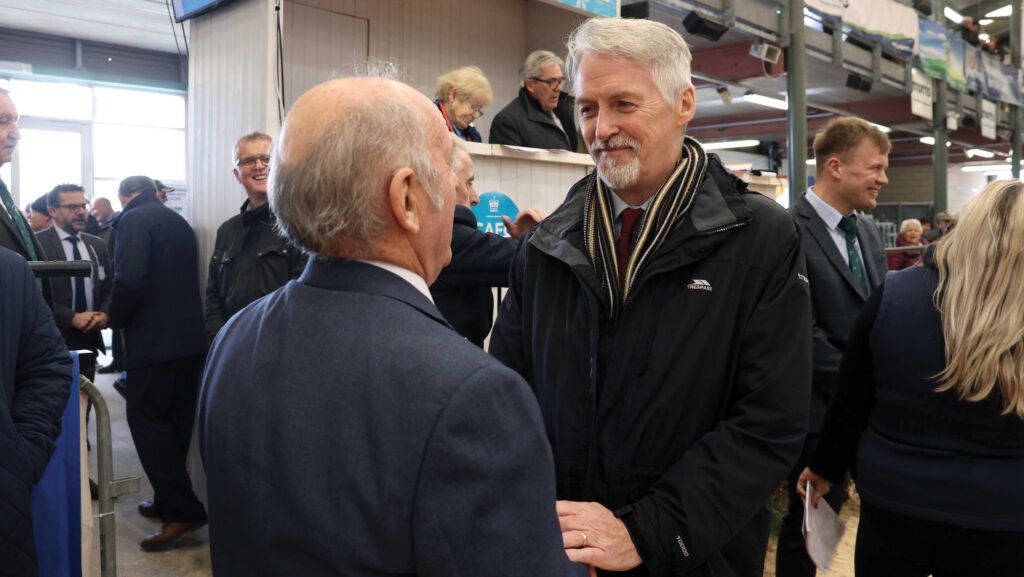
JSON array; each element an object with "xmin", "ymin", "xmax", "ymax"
[
  {"xmin": 967, "ymin": 148, "xmax": 995, "ymax": 158},
  {"xmin": 985, "ymin": 5, "xmax": 1011, "ymax": 18},
  {"xmin": 702, "ymin": 139, "xmax": 760, "ymax": 151},
  {"xmin": 961, "ymin": 164, "xmax": 1012, "ymax": 172},
  {"xmin": 806, "ymin": 159, "xmax": 817, "ymax": 166},
  {"xmin": 743, "ymin": 92, "xmax": 788, "ymax": 110},
  {"xmin": 869, "ymin": 122, "xmax": 891, "ymax": 133},
  {"xmin": 944, "ymin": 7, "xmax": 963, "ymax": 23},
  {"xmin": 979, "ymin": 19, "xmax": 994, "ymax": 25},
  {"xmin": 920, "ymin": 136, "xmax": 951, "ymax": 147},
  {"xmin": 979, "ymin": 33, "xmax": 991, "ymax": 42}
]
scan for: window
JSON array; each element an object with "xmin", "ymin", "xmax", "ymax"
[{"xmin": 9, "ymin": 79, "xmax": 92, "ymax": 121}]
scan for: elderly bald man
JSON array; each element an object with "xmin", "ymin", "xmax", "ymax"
[{"xmin": 198, "ymin": 77, "xmax": 588, "ymax": 577}]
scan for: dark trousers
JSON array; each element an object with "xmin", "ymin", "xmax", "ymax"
[
  {"xmin": 775, "ymin": 432, "xmax": 849, "ymax": 577},
  {"xmin": 110, "ymin": 328, "xmax": 124, "ymax": 369},
  {"xmin": 856, "ymin": 501, "xmax": 1024, "ymax": 577},
  {"xmin": 126, "ymin": 355, "xmax": 207, "ymax": 523}
]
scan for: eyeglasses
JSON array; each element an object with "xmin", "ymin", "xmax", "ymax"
[
  {"xmin": 529, "ymin": 77, "xmax": 565, "ymax": 89},
  {"xmin": 236, "ymin": 155, "xmax": 271, "ymax": 168},
  {"xmin": 58, "ymin": 203, "xmax": 90, "ymax": 212}
]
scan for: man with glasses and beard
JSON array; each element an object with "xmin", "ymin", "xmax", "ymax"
[
  {"xmin": 205, "ymin": 132, "xmax": 306, "ymax": 343},
  {"xmin": 490, "ymin": 50, "xmax": 578, "ymax": 151},
  {"xmin": 36, "ymin": 184, "xmax": 112, "ymax": 383}
]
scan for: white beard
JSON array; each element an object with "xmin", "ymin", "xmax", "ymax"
[{"xmin": 591, "ymin": 135, "xmax": 641, "ymax": 191}]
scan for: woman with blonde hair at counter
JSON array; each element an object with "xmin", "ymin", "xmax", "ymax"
[{"xmin": 434, "ymin": 66, "xmax": 492, "ymax": 142}]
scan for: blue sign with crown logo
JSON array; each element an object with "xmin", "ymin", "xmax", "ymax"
[{"xmin": 472, "ymin": 192, "xmax": 520, "ymax": 238}]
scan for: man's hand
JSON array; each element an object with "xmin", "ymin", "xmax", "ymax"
[
  {"xmin": 796, "ymin": 467, "xmax": 832, "ymax": 509},
  {"xmin": 71, "ymin": 312, "xmax": 95, "ymax": 332},
  {"xmin": 557, "ymin": 500, "xmax": 642, "ymax": 572},
  {"xmin": 502, "ymin": 208, "xmax": 547, "ymax": 240},
  {"xmin": 84, "ymin": 312, "xmax": 108, "ymax": 332}
]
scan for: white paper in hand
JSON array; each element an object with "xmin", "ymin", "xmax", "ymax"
[{"xmin": 801, "ymin": 480, "xmax": 846, "ymax": 573}]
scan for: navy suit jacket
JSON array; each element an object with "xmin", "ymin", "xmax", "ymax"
[
  {"xmin": 199, "ymin": 259, "xmax": 585, "ymax": 577},
  {"xmin": 35, "ymin": 226, "xmax": 113, "ymax": 354},
  {"xmin": 790, "ymin": 195, "xmax": 886, "ymax": 431},
  {"xmin": 109, "ymin": 192, "xmax": 206, "ymax": 369},
  {"xmin": 0, "ymin": 247, "xmax": 73, "ymax": 576}
]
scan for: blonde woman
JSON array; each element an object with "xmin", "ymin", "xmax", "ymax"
[
  {"xmin": 799, "ymin": 179, "xmax": 1024, "ymax": 576},
  {"xmin": 434, "ymin": 66, "xmax": 492, "ymax": 142}
]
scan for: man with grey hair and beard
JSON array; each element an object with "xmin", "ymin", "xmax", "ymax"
[
  {"xmin": 198, "ymin": 77, "xmax": 588, "ymax": 577},
  {"xmin": 490, "ymin": 18, "xmax": 812, "ymax": 577},
  {"xmin": 489, "ymin": 50, "xmax": 578, "ymax": 150}
]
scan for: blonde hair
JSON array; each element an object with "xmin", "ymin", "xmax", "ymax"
[
  {"xmin": 932, "ymin": 179, "xmax": 1024, "ymax": 418},
  {"xmin": 434, "ymin": 66, "xmax": 493, "ymax": 107}
]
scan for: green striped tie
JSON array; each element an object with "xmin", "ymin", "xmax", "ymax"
[
  {"xmin": 0, "ymin": 177, "xmax": 38, "ymax": 260},
  {"xmin": 839, "ymin": 214, "xmax": 868, "ymax": 295}
]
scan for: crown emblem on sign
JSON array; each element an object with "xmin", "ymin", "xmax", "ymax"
[{"xmin": 489, "ymin": 197, "xmax": 500, "ymax": 213}]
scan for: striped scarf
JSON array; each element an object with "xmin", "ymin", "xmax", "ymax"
[{"xmin": 582, "ymin": 136, "xmax": 708, "ymax": 315}]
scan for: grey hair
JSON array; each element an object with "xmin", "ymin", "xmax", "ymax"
[
  {"xmin": 900, "ymin": 218, "xmax": 923, "ymax": 234},
  {"xmin": 520, "ymin": 50, "xmax": 565, "ymax": 87},
  {"xmin": 565, "ymin": 18, "xmax": 693, "ymax": 106},
  {"xmin": 450, "ymin": 133, "xmax": 465, "ymax": 173},
  {"xmin": 270, "ymin": 90, "xmax": 444, "ymax": 258},
  {"xmin": 233, "ymin": 132, "xmax": 272, "ymax": 164}
]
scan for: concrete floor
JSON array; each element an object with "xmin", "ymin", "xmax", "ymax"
[{"xmin": 86, "ymin": 354, "xmax": 212, "ymax": 577}]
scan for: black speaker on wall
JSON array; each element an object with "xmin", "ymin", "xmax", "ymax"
[
  {"xmin": 845, "ymin": 73, "xmax": 873, "ymax": 93},
  {"xmin": 621, "ymin": 1, "xmax": 649, "ymax": 19},
  {"xmin": 683, "ymin": 11, "xmax": 729, "ymax": 42}
]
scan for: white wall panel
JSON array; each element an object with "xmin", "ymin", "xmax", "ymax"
[
  {"xmin": 283, "ymin": 3, "xmax": 369, "ymax": 110},
  {"xmin": 188, "ymin": 0, "xmax": 277, "ymax": 289}
]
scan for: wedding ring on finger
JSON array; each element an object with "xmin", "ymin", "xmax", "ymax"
[{"xmin": 579, "ymin": 530, "xmax": 588, "ymax": 548}]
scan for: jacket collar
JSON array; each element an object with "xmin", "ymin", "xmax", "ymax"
[
  {"xmin": 112, "ymin": 191, "xmax": 161, "ymax": 230},
  {"xmin": 793, "ymin": 195, "xmax": 873, "ymax": 299},
  {"xmin": 527, "ymin": 155, "xmax": 751, "ymax": 300},
  {"xmin": 240, "ymin": 199, "xmax": 273, "ymax": 226},
  {"xmin": 298, "ymin": 258, "xmax": 451, "ymax": 328},
  {"xmin": 453, "ymin": 204, "xmax": 477, "ymax": 227}
]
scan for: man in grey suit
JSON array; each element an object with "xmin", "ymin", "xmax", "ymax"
[
  {"xmin": 198, "ymin": 77, "xmax": 587, "ymax": 577},
  {"xmin": 777, "ymin": 117, "xmax": 890, "ymax": 577},
  {"xmin": 36, "ymin": 183, "xmax": 113, "ymax": 382}
]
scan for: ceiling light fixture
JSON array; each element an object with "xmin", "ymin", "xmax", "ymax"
[
  {"xmin": 743, "ymin": 92, "xmax": 788, "ymax": 110},
  {"xmin": 979, "ymin": 18, "xmax": 994, "ymax": 25},
  {"xmin": 702, "ymin": 139, "xmax": 760, "ymax": 151},
  {"xmin": 979, "ymin": 33, "xmax": 991, "ymax": 42},
  {"xmin": 920, "ymin": 136, "xmax": 951, "ymax": 147},
  {"xmin": 985, "ymin": 5, "xmax": 1011, "ymax": 18},
  {"xmin": 944, "ymin": 7, "xmax": 963, "ymax": 23},
  {"xmin": 869, "ymin": 122, "xmax": 891, "ymax": 133},
  {"xmin": 966, "ymin": 148, "xmax": 995, "ymax": 158},
  {"xmin": 961, "ymin": 164, "xmax": 1012, "ymax": 173},
  {"xmin": 806, "ymin": 159, "xmax": 817, "ymax": 166}
]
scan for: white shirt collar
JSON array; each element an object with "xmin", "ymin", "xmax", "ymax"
[
  {"xmin": 609, "ymin": 191, "xmax": 655, "ymax": 221},
  {"xmin": 357, "ymin": 260, "xmax": 434, "ymax": 304},
  {"xmin": 805, "ymin": 187, "xmax": 847, "ymax": 231},
  {"xmin": 54, "ymin": 224, "xmax": 78, "ymax": 241}
]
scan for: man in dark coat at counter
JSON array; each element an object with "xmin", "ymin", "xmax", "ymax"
[
  {"xmin": 198, "ymin": 76, "xmax": 587, "ymax": 577},
  {"xmin": 490, "ymin": 18, "xmax": 812, "ymax": 577},
  {"xmin": 110, "ymin": 175, "xmax": 208, "ymax": 549},
  {"xmin": 489, "ymin": 50, "xmax": 578, "ymax": 151},
  {"xmin": 205, "ymin": 131, "xmax": 306, "ymax": 343},
  {"xmin": 430, "ymin": 140, "xmax": 544, "ymax": 346},
  {"xmin": 36, "ymin": 184, "xmax": 113, "ymax": 383},
  {"xmin": 776, "ymin": 117, "xmax": 889, "ymax": 577},
  {"xmin": 0, "ymin": 246, "xmax": 73, "ymax": 577}
]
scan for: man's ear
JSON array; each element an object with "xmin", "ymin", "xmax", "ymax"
[
  {"xmin": 233, "ymin": 167, "xmax": 244, "ymax": 184},
  {"xmin": 388, "ymin": 167, "xmax": 421, "ymax": 234},
  {"xmin": 826, "ymin": 157, "xmax": 842, "ymax": 180},
  {"xmin": 48, "ymin": 206, "xmax": 58, "ymax": 219},
  {"xmin": 675, "ymin": 86, "xmax": 696, "ymax": 128}
]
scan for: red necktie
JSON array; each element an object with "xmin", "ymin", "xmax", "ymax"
[{"xmin": 617, "ymin": 208, "xmax": 645, "ymax": 293}]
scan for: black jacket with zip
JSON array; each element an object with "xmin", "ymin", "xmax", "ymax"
[{"xmin": 490, "ymin": 156, "xmax": 812, "ymax": 576}]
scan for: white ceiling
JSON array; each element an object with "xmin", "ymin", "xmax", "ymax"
[{"xmin": 0, "ymin": 0, "xmax": 187, "ymax": 55}]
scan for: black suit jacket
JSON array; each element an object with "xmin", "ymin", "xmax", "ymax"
[
  {"xmin": 489, "ymin": 88, "xmax": 578, "ymax": 151},
  {"xmin": 430, "ymin": 205, "xmax": 518, "ymax": 346},
  {"xmin": 790, "ymin": 195, "xmax": 887, "ymax": 431},
  {"xmin": 199, "ymin": 259, "xmax": 586, "ymax": 577},
  {"xmin": 109, "ymin": 192, "xmax": 206, "ymax": 369},
  {"xmin": 0, "ymin": 198, "xmax": 45, "ymax": 263},
  {"xmin": 35, "ymin": 226, "xmax": 113, "ymax": 353}
]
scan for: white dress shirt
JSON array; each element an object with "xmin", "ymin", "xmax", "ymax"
[
  {"xmin": 55, "ymin": 225, "xmax": 96, "ymax": 312},
  {"xmin": 804, "ymin": 187, "xmax": 865, "ymax": 268},
  {"xmin": 359, "ymin": 260, "xmax": 434, "ymax": 304}
]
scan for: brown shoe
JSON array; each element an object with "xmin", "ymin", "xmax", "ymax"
[
  {"xmin": 137, "ymin": 500, "xmax": 161, "ymax": 519},
  {"xmin": 140, "ymin": 521, "xmax": 206, "ymax": 550}
]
